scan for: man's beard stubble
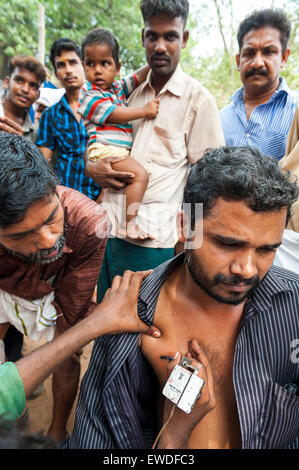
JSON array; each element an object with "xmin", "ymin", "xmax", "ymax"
[
  {"xmin": 8, "ymin": 233, "xmax": 66, "ymax": 265},
  {"xmin": 184, "ymin": 249, "xmax": 261, "ymax": 306}
]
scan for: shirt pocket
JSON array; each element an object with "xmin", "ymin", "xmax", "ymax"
[
  {"xmin": 148, "ymin": 125, "xmax": 186, "ymax": 168},
  {"xmin": 257, "ymin": 380, "xmax": 299, "ymax": 449}
]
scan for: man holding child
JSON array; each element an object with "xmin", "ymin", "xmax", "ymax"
[{"xmin": 85, "ymin": 0, "xmax": 225, "ymax": 302}]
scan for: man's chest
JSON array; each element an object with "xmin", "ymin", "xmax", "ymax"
[
  {"xmin": 51, "ymin": 110, "xmax": 86, "ymax": 148},
  {"xmin": 141, "ymin": 304, "xmax": 237, "ymax": 387},
  {"xmin": 140, "ymin": 289, "xmax": 242, "ymax": 448}
]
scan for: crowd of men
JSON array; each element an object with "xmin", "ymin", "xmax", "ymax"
[{"xmin": 0, "ymin": 0, "xmax": 299, "ymax": 450}]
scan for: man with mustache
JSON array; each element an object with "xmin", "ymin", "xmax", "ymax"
[
  {"xmin": 220, "ymin": 8, "xmax": 299, "ymax": 161},
  {"xmin": 69, "ymin": 145, "xmax": 299, "ymax": 449},
  {"xmin": 36, "ymin": 38, "xmax": 101, "ymax": 201},
  {"xmin": 0, "ymin": 133, "xmax": 109, "ymax": 442},
  {"xmin": 0, "ymin": 55, "xmax": 46, "ymax": 143},
  {"xmin": 84, "ymin": 0, "xmax": 224, "ymax": 302}
]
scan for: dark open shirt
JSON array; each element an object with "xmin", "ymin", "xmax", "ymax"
[
  {"xmin": 68, "ymin": 253, "xmax": 299, "ymax": 449},
  {"xmin": 36, "ymin": 95, "xmax": 101, "ymax": 201},
  {"xmin": 0, "ymin": 186, "xmax": 107, "ymax": 332}
]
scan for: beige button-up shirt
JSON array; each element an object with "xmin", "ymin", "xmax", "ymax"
[
  {"xmin": 103, "ymin": 65, "xmax": 225, "ymax": 248},
  {"xmin": 279, "ymin": 104, "xmax": 299, "ymax": 233}
]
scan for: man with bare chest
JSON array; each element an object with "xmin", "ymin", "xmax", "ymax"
[
  {"xmin": 140, "ymin": 261, "xmax": 243, "ymax": 449},
  {"xmin": 69, "ymin": 146, "xmax": 299, "ymax": 449}
]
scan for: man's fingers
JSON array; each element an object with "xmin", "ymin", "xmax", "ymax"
[
  {"xmin": 109, "ymin": 270, "xmax": 153, "ymax": 292},
  {"xmin": 117, "ymin": 269, "xmax": 153, "ymax": 293},
  {"xmin": 163, "ymin": 352, "xmax": 181, "ymax": 377},
  {"xmin": 110, "ymin": 269, "xmax": 152, "ymax": 293},
  {"xmin": 143, "ymin": 324, "xmax": 161, "ymax": 338},
  {"xmin": 0, "ymin": 123, "xmax": 23, "ymax": 135},
  {"xmin": 110, "ymin": 274, "xmax": 122, "ymax": 290},
  {"xmin": 109, "ymin": 170, "xmax": 135, "ymax": 181},
  {"xmin": 189, "ymin": 339, "xmax": 209, "ymax": 367},
  {"xmin": 104, "ymin": 177, "xmax": 131, "ymax": 190},
  {"xmin": 0, "ymin": 116, "xmax": 23, "ymax": 129},
  {"xmin": 106, "ymin": 156, "xmax": 128, "ymax": 164},
  {"xmin": 189, "ymin": 339, "xmax": 215, "ymax": 404},
  {"xmin": 85, "ymin": 157, "xmax": 135, "ymax": 189},
  {"xmin": 0, "ymin": 117, "xmax": 24, "ymax": 134},
  {"xmin": 115, "ymin": 270, "xmax": 135, "ymax": 291},
  {"xmin": 129, "ymin": 270, "xmax": 153, "ymax": 294}
]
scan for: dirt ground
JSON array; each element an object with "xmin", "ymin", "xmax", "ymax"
[{"xmin": 22, "ymin": 335, "xmax": 93, "ymax": 438}]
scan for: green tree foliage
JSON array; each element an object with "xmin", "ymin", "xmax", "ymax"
[
  {"xmin": 0, "ymin": 0, "xmax": 297, "ymax": 108},
  {"xmin": 0, "ymin": 0, "xmax": 145, "ymax": 77}
]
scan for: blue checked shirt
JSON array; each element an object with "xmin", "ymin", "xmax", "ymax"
[
  {"xmin": 220, "ymin": 78, "xmax": 299, "ymax": 160},
  {"xmin": 68, "ymin": 253, "xmax": 299, "ymax": 449},
  {"xmin": 36, "ymin": 95, "xmax": 101, "ymax": 200}
]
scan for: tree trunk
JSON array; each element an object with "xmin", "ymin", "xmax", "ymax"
[{"xmin": 37, "ymin": 3, "xmax": 45, "ymax": 65}]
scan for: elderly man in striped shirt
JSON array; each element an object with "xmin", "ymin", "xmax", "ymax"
[{"xmin": 220, "ymin": 8, "xmax": 299, "ymax": 161}]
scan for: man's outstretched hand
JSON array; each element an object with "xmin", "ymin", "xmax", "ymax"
[{"xmin": 92, "ymin": 270, "xmax": 161, "ymax": 338}]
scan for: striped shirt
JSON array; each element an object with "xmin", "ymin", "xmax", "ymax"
[
  {"xmin": 219, "ymin": 78, "xmax": 299, "ymax": 160},
  {"xmin": 78, "ymin": 73, "xmax": 139, "ymax": 149},
  {"xmin": 36, "ymin": 95, "xmax": 101, "ymax": 200},
  {"xmin": 68, "ymin": 253, "xmax": 299, "ymax": 449}
]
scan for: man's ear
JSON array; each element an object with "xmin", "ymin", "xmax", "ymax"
[
  {"xmin": 182, "ymin": 30, "xmax": 189, "ymax": 49},
  {"xmin": 281, "ymin": 48, "xmax": 290, "ymax": 69},
  {"xmin": 3, "ymin": 76, "xmax": 9, "ymax": 88},
  {"xmin": 141, "ymin": 28, "xmax": 145, "ymax": 48},
  {"xmin": 236, "ymin": 54, "xmax": 240, "ymax": 71},
  {"xmin": 176, "ymin": 210, "xmax": 190, "ymax": 244}
]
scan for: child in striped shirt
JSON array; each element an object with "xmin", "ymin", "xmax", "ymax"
[{"xmin": 78, "ymin": 28, "xmax": 159, "ymax": 240}]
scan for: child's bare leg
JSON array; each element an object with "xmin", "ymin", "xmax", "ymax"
[{"xmin": 111, "ymin": 157, "xmax": 154, "ymax": 240}]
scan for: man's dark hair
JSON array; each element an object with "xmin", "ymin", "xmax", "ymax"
[
  {"xmin": 183, "ymin": 146, "xmax": 298, "ymax": 229},
  {"xmin": 50, "ymin": 38, "xmax": 82, "ymax": 70},
  {"xmin": 0, "ymin": 134, "xmax": 59, "ymax": 228},
  {"xmin": 140, "ymin": 0, "xmax": 189, "ymax": 26},
  {"xmin": 8, "ymin": 56, "xmax": 46, "ymax": 84},
  {"xmin": 0, "ymin": 418, "xmax": 58, "ymax": 449},
  {"xmin": 81, "ymin": 28, "xmax": 120, "ymax": 67},
  {"xmin": 237, "ymin": 9, "xmax": 291, "ymax": 53}
]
